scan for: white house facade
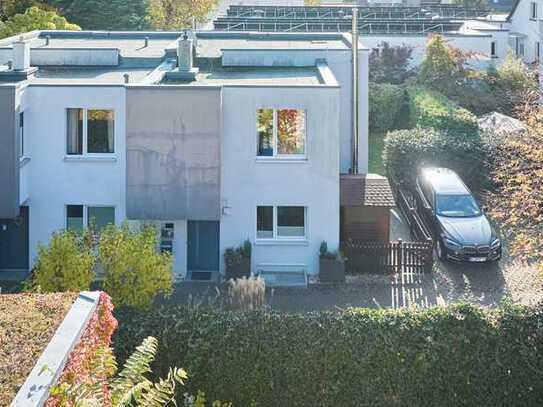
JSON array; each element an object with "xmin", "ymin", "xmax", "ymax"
[{"xmin": 0, "ymin": 30, "xmax": 369, "ymax": 283}]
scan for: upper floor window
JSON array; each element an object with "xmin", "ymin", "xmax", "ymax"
[
  {"xmin": 257, "ymin": 108, "xmax": 306, "ymax": 158},
  {"xmin": 67, "ymin": 108, "xmax": 114, "ymax": 155},
  {"xmin": 530, "ymin": 2, "xmax": 537, "ymax": 19}
]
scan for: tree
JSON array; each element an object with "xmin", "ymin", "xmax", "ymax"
[
  {"xmin": 148, "ymin": 0, "xmax": 217, "ymax": 30},
  {"xmin": 369, "ymin": 42, "xmax": 414, "ymax": 84},
  {"xmin": 99, "ymin": 223, "xmax": 173, "ymax": 309},
  {"xmin": 48, "ymin": 0, "xmax": 149, "ymax": 30},
  {"xmin": 0, "ymin": 0, "xmax": 49, "ymax": 21},
  {"xmin": 31, "ymin": 229, "xmax": 95, "ymax": 292},
  {"xmin": 0, "ymin": 6, "xmax": 79, "ymax": 38}
]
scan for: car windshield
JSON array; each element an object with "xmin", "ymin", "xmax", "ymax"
[{"xmin": 436, "ymin": 194, "xmax": 481, "ymax": 218}]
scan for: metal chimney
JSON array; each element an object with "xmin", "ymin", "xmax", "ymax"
[{"xmin": 351, "ymin": 7, "xmax": 359, "ymax": 174}]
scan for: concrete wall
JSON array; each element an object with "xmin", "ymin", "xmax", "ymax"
[
  {"xmin": 23, "ymin": 85, "xmax": 126, "ymax": 267},
  {"xmin": 220, "ymin": 85, "xmax": 340, "ymax": 276},
  {"xmin": 0, "ymin": 48, "xmax": 119, "ymax": 66},
  {"xmin": 126, "ymin": 86, "xmax": 221, "ymax": 221},
  {"xmin": 0, "ymin": 85, "xmax": 19, "ymax": 218}
]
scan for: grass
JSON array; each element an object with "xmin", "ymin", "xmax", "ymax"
[
  {"xmin": 369, "ymin": 131, "xmax": 386, "ymax": 175},
  {"xmin": 0, "ymin": 293, "xmax": 77, "ymax": 405}
]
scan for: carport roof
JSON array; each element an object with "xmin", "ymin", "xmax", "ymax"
[{"xmin": 340, "ymin": 174, "xmax": 396, "ymax": 207}]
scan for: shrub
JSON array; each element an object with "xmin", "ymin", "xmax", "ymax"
[
  {"xmin": 224, "ymin": 239, "xmax": 251, "ymax": 268},
  {"xmin": 31, "ymin": 230, "xmax": 95, "ymax": 292},
  {"xmin": 369, "ymin": 42, "xmax": 414, "ymax": 84},
  {"xmin": 407, "ymin": 87, "xmax": 478, "ymax": 135},
  {"xmin": 383, "ymin": 127, "xmax": 488, "ymax": 189},
  {"xmin": 369, "ymin": 82, "xmax": 407, "ymax": 132},
  {"xmin": 113, "ymin": 303, "xmax": 543, "ymax": 407},
  {"xmin": 99, "ymin": 223, "xmax": 173, "ymax": 309}
]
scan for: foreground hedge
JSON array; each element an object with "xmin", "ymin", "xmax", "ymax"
[
  {"xmin": 408, "ymin": 87, "xmax": 478, "ymax": 135},
  {"xmin": 113, "ymin": 303, "xmax": 543, "ymax": 406},
  {"xmin": 383, "ymin": 127, "xmax": 489, "ymax": 189}
]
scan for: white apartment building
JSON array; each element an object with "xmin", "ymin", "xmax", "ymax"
[{"xmin": 0, "ymin": 30, "xmax": 370, "ymax": 283}]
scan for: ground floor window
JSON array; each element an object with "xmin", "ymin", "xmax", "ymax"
[
  {"xmin": 257, "ymin": 205, "xmax": 306, "ymax": 240},
  {"xmin": 66, "ymin": 205, "xmax": 115, "ymax": 232}
]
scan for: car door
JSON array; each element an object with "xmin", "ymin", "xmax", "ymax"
[{"xmin": 415, "ymin": 178, "xmax": 437, "ymax": 237}]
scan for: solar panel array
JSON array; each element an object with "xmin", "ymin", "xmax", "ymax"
[{"xmin": 213, "ymin": 4, "xmax": 489, "ymax": 34}]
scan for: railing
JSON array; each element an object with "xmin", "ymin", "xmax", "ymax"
[{"xmin": 341, "ymin": 239, "xmax": 433, "ymax": 274}]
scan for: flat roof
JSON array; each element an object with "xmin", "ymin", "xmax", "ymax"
[
  {"xmin": 28, "ymin": 66, "xmax": 153, "ymax": 85},
  {"xmin": 195, "ymin": 33, "xmax": 349, "ymax": 58},
  {"xmin": 162, "ymin": 66, "xmax": 326, "ymax": 86}
]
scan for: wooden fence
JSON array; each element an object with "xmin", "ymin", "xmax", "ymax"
[{"xmin": 342, "ymin": 239, "xmax": 433, "ymax": 274}]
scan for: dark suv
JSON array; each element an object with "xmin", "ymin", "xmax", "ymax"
[{"xmin": 415, "ymin": 168, "xmax": 501, "ymax": 263}]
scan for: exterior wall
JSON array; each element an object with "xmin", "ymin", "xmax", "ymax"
[
  {"xmin": 341, "ymin": 206, "xmax": 390, "ymax": 243},
  {"xmin": 0, "ymin": 48, "xmax": 119, "ymax": 66},
  {"xmin": 0, "ymin": 84, "xmax": 20, "ymax": 218},
  {"xmin": 509, "ymin": 0, "xmax": 543, "ymax": 63},
  {"xmin": 125, "ymin": 86, "xmax": 221, "ymax": 221},
  {"xmin": 23, "ymin": 85, "xmax": 126, "ymax": 267},
  {"xmin": 220, "ymin": 85, "xmax": 340, "ymax": 276}
]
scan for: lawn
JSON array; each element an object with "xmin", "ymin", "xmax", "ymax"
[{"xmin": 369, "ymin": 131, "xmax": 386, "ymax": 175}]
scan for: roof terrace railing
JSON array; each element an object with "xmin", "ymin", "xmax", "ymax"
[{"xmin": 225, "ymin": 5, "xmax": 489, "ymax": 19}]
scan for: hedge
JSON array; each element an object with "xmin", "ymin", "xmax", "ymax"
[
  {"xmin": 113, "ymin": 303, "xmax": 543, "ymax": 407},
  {"xmin": 383, "ymin": 127, "xmax": 489, "ymax": 189},
  {"xmin": 408, "ymin": 87, "xmax": 478, "ymax": 135},
  {"xmin": 369, "ymin": 82, "xmax": 407, "ymax": 132}
]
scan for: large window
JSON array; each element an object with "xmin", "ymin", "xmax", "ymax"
[
  {"xmin": 66, "ymin": 204, "xmax": 115, "ymax": 232},
  {"xmin": 257, "ymin": 205, "xmax": 306, "ymax": 240},
  {"xmin": 67, "ymin": 108, "xmax": 114, "ymax": 155},
  {"xmin": 257, "ymin": 109, "xmax": 305, "ymax": 158}
]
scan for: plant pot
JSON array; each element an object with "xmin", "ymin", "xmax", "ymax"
[
  {"xmin": 319, "ymin": 257, "xmax": 345, "ymax": 283},
  {"xmin": 225, "ymin": 257, "xmax": 251, "ymax": 280}
]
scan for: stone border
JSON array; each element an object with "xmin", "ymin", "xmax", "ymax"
[{"xmin": 11, "ymin": 291, "xmax": 100, "ymax": 407}]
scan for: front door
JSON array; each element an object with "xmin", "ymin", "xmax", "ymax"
[
  {"xmin": 187, "ymin": 220, "xmax": 219, "ymax": 281},
  {"xmin": 0, "ymin": 206, "xmax": 29, "ymax": 274}
]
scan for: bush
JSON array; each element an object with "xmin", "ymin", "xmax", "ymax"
[
  {"xmin": 407, "ymin": 87, "xmax": 478, "ymax": 135},
  {"xmin": 369, "ymin": 83, "xmax": 407, "ymax": 132},
  {"xmin": 383, "ymin": 127, "xmax": 488, "ymax": 189},
  {"xmin": 369, "ymin": 42, "xmax": 414, "ymax": 84},
  {"xmin": 99, "ymin": 223, "xmax": 173, "ymax": 309},
  {"xmin": 113, "ymin": 303, "xmax": 543, "ymax": 407},
  {"xmin": 224, "ymin": 239, "xmax": 251, "ymax": 268},
  {"xmin": 31, "ymin": 230, "xmax": 95, "ymax": 292}
]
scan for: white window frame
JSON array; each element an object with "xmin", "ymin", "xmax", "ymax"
[
  {"xmin": 256, "ymin": 109, "xmax": 307, "ymax": 160},
  {"xmin": 65, "ymin": 204, "xmax": 116, "ymax": 230},
  {"xmin": 66, "ymin": 108, "xmax": 115, "ymax": 156},
  {"xmin": 530, "ymin": 2, "xmax": 537, "ymax": 20},
  {"xmin": 256, "ymin": 205, "xmax": 307, "ymax": 241}
]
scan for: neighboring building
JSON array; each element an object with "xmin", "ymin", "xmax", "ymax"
[
  {"xmin": 0, "ymin": 30, "xmax": 370, "ymax": 282},
  {"xmin": 213, "ymin": 2, "xmax": 541, "ymax": 68}
]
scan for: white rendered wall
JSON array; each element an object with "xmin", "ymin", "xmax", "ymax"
[
  {"xmin": 23, "ymin": 85, "xmax": 126, "ymax": 268},
  {"xmin": 220, "ymin": 85, "xmax": 340, "ymax": 276},
  {"xmin": 509, "ymin": 0, "xmax": 543, "ymax": 63},
  {"xmin": 0, "ymin": 48, "xmax": 119, "ymax": 66}
]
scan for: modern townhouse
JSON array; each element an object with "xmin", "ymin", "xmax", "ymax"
[{"xmin": 0, "ymin": 29, "xmax": 379, "ymax": 284}]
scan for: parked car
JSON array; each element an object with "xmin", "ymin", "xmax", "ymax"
[{"xmin": 415, "ymin": 168, "xmax": 501, "ymax": 263}]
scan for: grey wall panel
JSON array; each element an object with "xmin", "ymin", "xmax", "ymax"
[
  {"xmin": 0, "ymin": 85, "xmax": 19, "ymax": 219},
  {"xmin": 126, "ymin": 87, "xmax": 221, "ymax": 220}
]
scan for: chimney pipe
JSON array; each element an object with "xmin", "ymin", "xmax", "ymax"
[
  {"xmin": 124, "ymin": 73, "xmax": 130, "ymax": 84},
  {"xmin": 45, "ymin": 35, "xmax": 51, "ymax": 46},
  {"xmin": 144, "ymin": 36, "xmax": 149, "ymax": 47},
  {"xmin": 177, "ymin": 30, "xmax": 193, "ymax": 71},
  {"xmin": 351, "ymin": 7, "xmax": 359, "ymax": 174}
]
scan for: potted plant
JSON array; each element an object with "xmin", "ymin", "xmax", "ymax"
[
  {"xmin": 224, "ymin": 239, "xmax": 252, "ymax": 280},
  {"xmin": 319, "ymin": 241, "xmax": 345, "ymax": 283}
]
